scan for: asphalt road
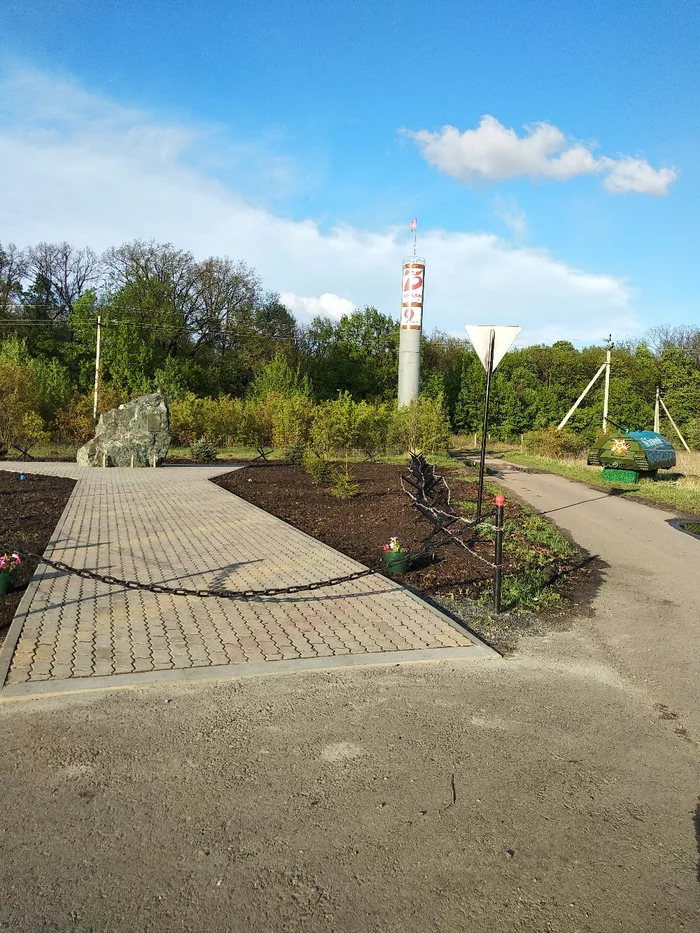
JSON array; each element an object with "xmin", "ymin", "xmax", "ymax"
[
  {"xmin": 489, "ymin": 459, "xmax": 700, "ymax": 737},
  {"xmin": 1, "ymin": 466, "xmax": 698, "ymax": 933}
]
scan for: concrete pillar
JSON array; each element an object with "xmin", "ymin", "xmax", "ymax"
[{"xmin": 398, "ymin": 258, "xmax": 425, "ymax": 407}]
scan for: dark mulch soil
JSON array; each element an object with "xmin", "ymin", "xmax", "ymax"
[
  {"xmin": 215, "ymin": 462, "xmax": 503, "ymax": 594},
  {"xmin": 213, "ymin": 462, "xmax": 600, "ymax": 655},
  {"xmin": 0, "ymin": 470, "xmax": 76, "ymax": 639}
]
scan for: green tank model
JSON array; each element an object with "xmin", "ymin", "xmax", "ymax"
[{"xmin": 587, "ymin": 419, "xmax": 676, "ymax": 483}]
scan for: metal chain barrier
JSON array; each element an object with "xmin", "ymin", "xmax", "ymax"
[
  {"xmin": 400, "ymin": 454, "xmax": 507, "ymax": 610},
  {"xmin": 0, "ymin": 541, "xmax": 375, "ymax": 600}
]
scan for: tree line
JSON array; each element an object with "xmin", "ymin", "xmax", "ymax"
[{"xmin": 1, "ymin": 239, "xmax": 699, "ymax": 451}]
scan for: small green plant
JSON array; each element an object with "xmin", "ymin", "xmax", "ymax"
[
  {"xmin": 302, "ymin": 448, "xmax": 333, "ymax": 484},
  {"xmin": 189, "ymin": 437, "xmax": 219, "ymax": 462},
  {"xmin": 284, "ymin": 438, "xmax": 306, "ymax": 464},
  {"xmin": 488, "ymin": 569, "xmax": 563, "ymax": 611},
  {"xmin": 331, "ymin": 464, "xmax": 360, "ymax": 498}
]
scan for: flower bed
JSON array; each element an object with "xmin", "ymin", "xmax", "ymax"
[
  {"xmin": 0, "ymin": 471, "xmax": 76, "ymax": 640},
  {"xmin": 213, "ymin": 461, "xmax": 588, "ymax": 625}
]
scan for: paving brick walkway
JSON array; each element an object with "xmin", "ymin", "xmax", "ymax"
[{"xmin": 0, "ymin": 463, "xmax": 493, "ymax": 696}]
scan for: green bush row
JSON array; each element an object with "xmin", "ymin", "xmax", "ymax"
[
  {"xmin": 169, "ymin": 391, "xmax": 451, "ymax": 455},
  {"xmin": 522, "ymin": 426, "xmax": 588, "ymax": 459}
]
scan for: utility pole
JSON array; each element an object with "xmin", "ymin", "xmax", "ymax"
[
  {"xmin": 654, "ymin": 386, "xmax": 661, "ymax": 433},
  {"xmin": 93, "ymin": 312, "xmax": 102, "ymax": 425},
  {"xmin": 602, "ymin": 334, "xmax": 613, "ymax": 432}
]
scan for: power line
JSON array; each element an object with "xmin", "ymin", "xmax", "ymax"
[{"xmin": 0, "ymin": 319, "xmax": 473, "ymax": 345}]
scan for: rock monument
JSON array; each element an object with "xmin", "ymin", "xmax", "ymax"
[{"xmin": 77, "ymin": 394, "xmax": 170, "ymax": 467}]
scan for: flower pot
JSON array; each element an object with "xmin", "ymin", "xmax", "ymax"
[
  {"xmin": 0, "ymin": 571, "xmax": 15, "ymax": 596},
  {"xmin": 383, "ymin": 551, "xmax": 411, "ymax": 574}
]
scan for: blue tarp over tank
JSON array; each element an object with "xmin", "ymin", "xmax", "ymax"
[{"xmin": 628, "ymin": 431, "xmax": 676, "ymax": 470}]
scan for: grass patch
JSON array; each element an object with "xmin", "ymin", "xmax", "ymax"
[
  {"xmin": 486, "ymin": 505, "xmax": 579, "ymax": 611},
  {"xmin": 452, "ymin": 465, "xmax": 581, "ymax": 611},
  {"xmin": 167, "ymin": 445, "xmax": 463, "ymax": 469},
  {"xmin": 507, "ymin": 451, "xmax": 700, "ymax": 515},
  {"xmin": 1, "ymin": 443, "xmax": 78, "ymax": 462}
]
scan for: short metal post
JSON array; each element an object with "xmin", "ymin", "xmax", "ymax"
[{"xmin": 494, "ymin": 494, "xmax": 505, "ymax": 613}]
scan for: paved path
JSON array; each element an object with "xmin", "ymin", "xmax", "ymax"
[
  {"xmin": 483, "ymin": 456, "xmax": 700, "ymax": 736},
  {"xmin": 1, "ymin": 462, "xmax": 698, "ymax": 931},
  {"xmin": 0, "ymin": 463, "xmax": 491, "ymax": 697}
]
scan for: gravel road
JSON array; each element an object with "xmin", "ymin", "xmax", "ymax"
[{"xmin": 1, "ymin": 465, "xmax": 698, "ymax": 932}]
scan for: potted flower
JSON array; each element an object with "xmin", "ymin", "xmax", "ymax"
[
  {"xmin": 382, "ymin": 537, "xmax": 411, "ymax": 574},
  {"xmin": 0, "ymin": 551, "xmax": 21, "ymax": 596}
]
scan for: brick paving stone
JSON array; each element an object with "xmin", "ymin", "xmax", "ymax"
[
  {"xmin": 0, "ymin": 462, "xmax": 481, "ymax": 687},
  {"xmin": 223, "ymin": 648, "xmax": 247, "ymax": 664},
  {"xmin": 5, "ymin": 670, "xmax": 29, "ymax": 684}
]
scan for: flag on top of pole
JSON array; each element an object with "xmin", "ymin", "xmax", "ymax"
[{"xmin": 409, "ymin": 218, "xmax": 417, "ymax": 231}]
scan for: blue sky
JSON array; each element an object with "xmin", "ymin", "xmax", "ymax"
[{"xmin": 2, "ymin": 0, "xmax": 698, "ymax": 344}]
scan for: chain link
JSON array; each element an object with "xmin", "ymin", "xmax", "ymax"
[{"xmin": 0, "ymin": 541, "xmax": 376, "ymax": 600}]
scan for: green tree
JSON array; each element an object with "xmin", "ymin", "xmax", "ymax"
[{"xmin": 299, "ymin": 307, "xmax": 399, "ymax": 400}]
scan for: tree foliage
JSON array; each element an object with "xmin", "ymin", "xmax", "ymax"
[{"xmin": 2, "ymin": 238, "xmax": 700, "ymax": 453}]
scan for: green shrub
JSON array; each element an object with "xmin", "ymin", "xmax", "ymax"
[
  {"xmin": 388, "ymin": 395, "xmax": 451, "ymax": 453},
  {"xmin": 189, "ymin": 437, "xmax": 219, "ymax": 462},
  {"xmin": 302, "ymin": 448, "xmax": 333, "ymax": 484},
  {"xmin": 207, "ymin": 396, "xmax": 244, "ymax": 446},
  {"xmin": 170, "ymin": 394, "xmax": 244, "ymax": 447},
  {"xmin": 284, "ymin": 438, "xmax": 306, "ymax": 464},
  {"xmin": 54, "ymin": 393, "xmax": 94, "ymax": 446},
  {"xmin": 169, "ymin": 394, "xmax": 207, "ymax": 446},
  {"xmin": 522, "ymin": 426, "xmax": 587, "ymax": 459},
  {"xmin": 238, "ymin": 397, "xmax": 275, "ymax": 450},
  {"xmin": 682, "ymin": 417, "xmax": 700, "ymax": 450},
  {"xmin": 354, "ymin": 400, "xmax": 391, "ymax": 455},
  {"xmin": 248, "ymin": 351, "xmax": 312, "ymax": 400},
  {"xmin": 270, "ymin": 393, "xmax": 315, "ymax": 449},
  {"xmin": 310, "ymin": 392, "xmax": 360, "ymax": 453},
  {"xmin": 331, "ymin": 465, "xmax": 360, "ymax": 498},
  {"xmin": 0, "ymin": 359, "xmax": 44, "ymax": 453}
]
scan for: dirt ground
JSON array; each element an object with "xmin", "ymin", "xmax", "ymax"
[
  {"xmin": 0, "ymin": 635, "xmax": 697, "ymax": 933},
  {"xmin": 0, "ymin": 469, "xmax": 75, "ymax": 636},
  {"xmin": 1, "ymin": 464, "xmax": 699, "ymax": 931},
  {"xmin": 214, "ymin": 461, "xmax": 578, "ymax": 598}
]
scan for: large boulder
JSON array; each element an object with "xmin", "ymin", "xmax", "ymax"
[{"xmin": 77, "ymin": 394, "xmax": 170, "ymax": 467}]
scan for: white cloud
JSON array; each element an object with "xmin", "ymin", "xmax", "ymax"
[
  {"xmin": 601, "ymin": 156, "xmax": 678, "ymax": 196},
  {"xmin": 493, "ymin": 195, "xmax": 529, "ymax": 245},
  {"xmin": 280, "ymin": 292, "xmax": 355, "ymax": 320},
  {"xmin": 0, "ymin": 68, "xmax": 642, "ymax": 344},
  {"xmin": 408, "ymin": 115, "xmax": 677, "ymax": 196}
]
